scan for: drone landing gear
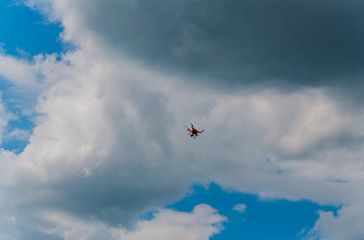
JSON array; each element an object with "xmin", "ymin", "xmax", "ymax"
[{"xmin": 190, "ymin": 134, "xmax": 197, "ymax": 139}]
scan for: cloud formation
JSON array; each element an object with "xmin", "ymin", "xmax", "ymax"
[
  {"xmin": 26, "ymin": 0, "xmax": 364, "ymax": 90},
  {"xmin": 0, "ymin": 0, "xmax": 364, "ymax": 239},
  {"xmin": 35, "ymin": 204, "xmax": 225, "ymax": 240},
  {"xmin": 232, "ymin": 203, "xmax": 246, "ymax": 214},
  {"xmin": 303, "ymin": 204, "xmax": 364, "ymax": 240}
]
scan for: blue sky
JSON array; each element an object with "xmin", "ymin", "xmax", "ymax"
[
  {"xmin": 0, "ymin": 0, "xmax": 62, "ymax": 56},
  {"xmin": 1, "ymin": 1, "xmax": 364, "ymax": 240},
  {"xmin": 170, "ymin": 184, "xmax": 337, "ymax": 240}
]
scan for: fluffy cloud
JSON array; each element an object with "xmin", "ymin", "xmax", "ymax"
[
  {"xmin": 0, "ymin": 51, "xmax": 189, "ymax": 227},
  {"xmin": 232, "ymin": 203, "xmax": 246, "ymax": 214},
  {"xmin": 0, "ymin": 54, "xmax": 38, "ymax": 88},
  {"xmin": 34, "ymin": 204, "xmax": 225, "ymax": 240},
  {"xmin": 304, "ymin": 204, "xmax": 364, "ymax": 240},
  {"xmin": 0, "ymin": 0, "xmax": 364, "ymax": 239}
]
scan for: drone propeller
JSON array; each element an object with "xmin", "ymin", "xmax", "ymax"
[{"xmin": 184, "ymin": 125, "xmax": 192, "ymax": 136}]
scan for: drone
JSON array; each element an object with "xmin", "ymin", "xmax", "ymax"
[{"xmin": 187, "ymin": 122, "xmax": 204, "ymax": 139}]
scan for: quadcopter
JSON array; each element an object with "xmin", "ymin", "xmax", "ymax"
[{"xmin": 186, "ymin": 122, "xmax": 204, "ymax": 139}]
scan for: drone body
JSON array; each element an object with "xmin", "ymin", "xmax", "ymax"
[{"xmin": 187, "ymin": 122, "xmax": 204, "ymax": 139}]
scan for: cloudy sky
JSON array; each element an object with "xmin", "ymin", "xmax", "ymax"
[{"xmin": 1, "ymin": 0, "xmax": 364, "ymax": 239}]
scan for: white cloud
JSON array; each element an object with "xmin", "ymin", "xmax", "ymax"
[
  {"xmin": 38, "ymin": 204, "xmax": 225, "ymax": 240},
  {"xmin": 0, "ymin": 53, "xmax": 38, "ymax": 88},
  {"xmin": 232, "ymin": 203, "xmax": 247, "ymax": 213},
  {"xmin": 4, "ymin": 129, "xmax": 31, "ymax": 141},
  {"xmin": 202, "ymin": 89, "xmax": 359, "ymax": 159},
  {"xmin": 303, "ymin": 204, "xmax": 364, "ymax": 240},
  {"xmin": 0, "ymin": 50, "xmax": 193, "ymax": 230}
]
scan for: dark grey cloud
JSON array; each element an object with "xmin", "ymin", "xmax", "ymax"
[{"xmin": 76, "ymin": 0, "xmax": 364, "ymax": 88}]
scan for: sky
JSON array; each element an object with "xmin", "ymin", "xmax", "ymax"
[{"xmin": 1, "ymin": 0, "xmax": 364, "ymax": 239}]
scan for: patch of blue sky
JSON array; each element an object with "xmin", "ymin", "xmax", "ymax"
[
  {"xmin": 168, "ymin": 183, "xmax": 339, "ymax": 240},
  {"xmin": 0, "ymin": 78, "xmax": 35, "ymax": 153},
  {"xmin": 0, "ymin": 0, "xmax": 64, "ymax": 153},
  {"xmin": 0, "ymin": 0, "xmax": 64, "ymax": 57}
]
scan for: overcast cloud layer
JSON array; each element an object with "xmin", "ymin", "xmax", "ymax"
[
  {"xmin": 1, "ymin": 0, "xmax": 364, "ymax": 239},
  {"xmin": 30, "ymin": 0, "xmax": 364, "ymax": 90}
]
